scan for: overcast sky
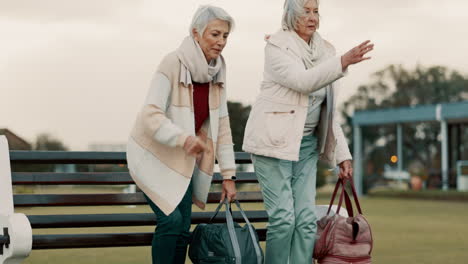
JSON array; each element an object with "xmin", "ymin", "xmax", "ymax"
[{"xmin": 1, "ymin": 0, "xmax": 467, "ymax": 150}]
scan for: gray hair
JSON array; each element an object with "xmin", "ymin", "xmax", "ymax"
[
  {"xmin": 189, "ymin": 5, "xmax": 235, "ymax": 37},
  {"xmin": 282, "ymin": 0, "xmax": 318, "ymax": 31}
]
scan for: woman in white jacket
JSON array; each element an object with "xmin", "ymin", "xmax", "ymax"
[{"xmin": 242, "ymin": 0, "xmax": 373, "ymax": 263}]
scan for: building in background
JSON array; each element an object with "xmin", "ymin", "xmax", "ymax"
[{"xmin": 0, "ymin": 129, "xmax": 32, "ymax": 150}]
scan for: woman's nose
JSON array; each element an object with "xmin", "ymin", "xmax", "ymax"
[
  {"xmin": 217, "ymin": 38, "xmax": 226, "ymax": 46},
  {"xmin": 310, "ymin": 14, "xmax": 318, "ymax": 22}
]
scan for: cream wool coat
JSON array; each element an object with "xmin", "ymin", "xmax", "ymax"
[
  {"xmin": 242, "ymin": 30, "xmax": 352, "ymax": 166},
  {"xmin": 127, "ymin": 52, "xmax": 236, "ymax": 215}
]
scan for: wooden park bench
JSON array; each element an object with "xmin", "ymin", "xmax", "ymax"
[{"xmin": 0, "ymin": 135, "xmax": 343, "ymax": 263}]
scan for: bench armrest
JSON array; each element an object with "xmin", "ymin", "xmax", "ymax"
[{"xmin": 1, "ymin": 136, "xmax": 32, "ymax": 264}]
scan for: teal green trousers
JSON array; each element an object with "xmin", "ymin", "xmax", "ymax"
[
  {"xmin": 252, "ymin": 134, "xmax": 318, "ymax": 264},
  {"xmin": 144, "ymin": 181, "xmax": 192, "ymax": 264}
]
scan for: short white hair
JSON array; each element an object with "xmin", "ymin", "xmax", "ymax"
[
  {"xmin": 282, "ymin": 0, "xmax": 318, "ymax": 30},
  {"xmin": 189, "ymin": 5, "xmax": 235, "ymax": 37}
]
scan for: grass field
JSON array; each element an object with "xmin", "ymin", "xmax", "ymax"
[{"xmin": 16, "ymin": 194, "xmax": 468, "ymax": 264}]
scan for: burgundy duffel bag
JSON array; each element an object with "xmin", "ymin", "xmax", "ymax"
[{"xmin": 313, "ymin": 179, "xmax": 373, "ymax": 264}]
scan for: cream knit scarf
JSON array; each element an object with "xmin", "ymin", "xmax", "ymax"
[
  {"xmin": 288, "ymin": 30, "xmax": 327, "ymax": 70},
  {"xmin": 176, "ymin": 36, "xmax": 225, "ymax": 84}
]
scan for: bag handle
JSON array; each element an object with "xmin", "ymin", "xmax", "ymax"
[
  {"xmin": 208, "ymin": 200, "xmax": 226, "ymax": 224},
  {"xmin": 339, "ymin": 178, "xmax": 363, "ymax": 215},
  {"xmin": 327, "ymin": 179, "xmax": 354, "ymax": 217},
  {"xmin": 233, "ymin": 200, "xmax": 263, "ymax": 264},
  {"xmin": 209, "ymin": 199, "xmax": 263, "ymax": 264},
  {"xmin": 328, "ymin": 178, "xmax": 364, "ymax": 217},
  {"xmin": 336, "ymin": 183, "xmax": 354, "ymax": 217},
  {"xmin": 209, "ymin": 197, "xmax": 236, "ymax": 224},
  {"xmin": 208, "ymin": 200, "xmax": 241, "ymax": 263},
  {"xmin": 223, "ymin": 200, "xmax": 242, "ymax": 264},
  {"xmin": 347, "ymin": 178, "xmax": 363, "ymax": 215}
]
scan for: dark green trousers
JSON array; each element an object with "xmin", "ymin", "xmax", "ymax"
[{"xmin": 145, "ymin": 181, "xmax": 192, "ymax": 264}]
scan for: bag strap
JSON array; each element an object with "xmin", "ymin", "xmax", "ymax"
[
  {"xmin": 234, "ymin": 200, "xmax": 263, "ymax": 264},
  {"xmin": 346, "ymin": 178, "xmax": 363, "ymax": 215},
  {"xmin": 208, "ymin": 199, "xmax": 233, "ymax": 224},
  {"xmin": 333, "ymin": 178, "xmax": 364, "ymax": 217},
  {"xmin": 336, "ymin": 183, "xmax": 354, "ymax": 217},
  {"xmin": 326, "ymin": 179, "xmax": 341, "ymax": 215},
  {"xmin": 208, "ymin": 200, "xmax": 224, "ymax": 224},
  {"xmin": 208, "ymin": 200, "xmax": 241, "ymax": 263},
  {"xmin": 224, "ymin": 200, "xmax": 242, "ymax": 264},
  {"xmin": 327, "ymin": 179, "xmax": 354, "ymax": 217},
  {"xmin": 209, "ymin": 200, "xmax": 263, "ymax": 264}
]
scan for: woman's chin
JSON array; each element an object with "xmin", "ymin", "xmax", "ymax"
[{"xmin": 209, "ymin": 53, "xmax": 221, "ymax": 61}]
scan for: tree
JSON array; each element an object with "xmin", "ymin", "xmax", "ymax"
[
  {"xmin": 227, "ymin": 101, "xmax": 251, "ymax": 152},
  {"xmin": 341, "ymin": 64, "xmax": 468, "ymax": 188},
  {"xmin": 35, "ymin": 133, "xmax": 68, "ymax": 151}
]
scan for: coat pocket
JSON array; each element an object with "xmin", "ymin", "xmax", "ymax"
[{"xmin": 262, "ymin": 107, "xmax": 296, "ymax": 148}]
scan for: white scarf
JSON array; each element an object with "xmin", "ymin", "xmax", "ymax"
[
  {"xmin": 288, "ymin": 31, "xmax": 327, "ymax": 70},
  {"xmin": 176, "ymin": 36, "xmax": 225, "ymax": 84}
]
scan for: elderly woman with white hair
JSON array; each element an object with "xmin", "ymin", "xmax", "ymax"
[
  {"xmin": 126, "ymin": 5, "xmax": 237, "ymax": 264},
  {"xmin": 242, "ymin": 0, "xmax": 374, "ymax": 263}
]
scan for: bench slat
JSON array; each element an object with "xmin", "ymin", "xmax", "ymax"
[
  {"xmin": 33, "ymin": 233, "xmax": 152, "ymax": 249},
  {"xmin": 10, "ymin": 151, "xmax": 252, "ymax": 164},
  {"xmin": 207, "ymin": 192, "xmax": 263, "ymax": 203},
  {"xmin": 27, "ymin": 211, "xmax": 268, "ymax": 228},
  {"xmin": 33, "ymin": 229, "xmax": 267, "ymax": 249},
  {"xmin": 14, "ymin": 193, "xmax": 145, "ymax": 207},
  {"xmin": 14, "ymin": 192, "xmax": 264, "ymax": 207},
  {"xmin": 12, "ymin": 172, "xmax": 133, "ymax": 185},
  {"xmin": 11, "ymin": 172, "xmax": 258, "ymax": 185},
  {"xmin": 10, "ymin": 151, "xmax": 127, "ymax": 164},
  {"xmin": 213, "ymin": 172, "xmax": 258, "ymax": 183}
]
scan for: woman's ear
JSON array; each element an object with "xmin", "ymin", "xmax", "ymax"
[{"xmin": 192, "ymin": 28, "xmax": 200, "ymax": 42}]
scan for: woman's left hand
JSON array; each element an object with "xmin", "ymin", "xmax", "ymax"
[
  {"xmin": 338, "ymin": 160, "xmax": 353, "ymax": 180},
  {"xmin": 221, "ymin": 180, "xmax": 237, "ymax": 203}
]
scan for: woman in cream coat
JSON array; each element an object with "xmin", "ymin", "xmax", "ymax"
[
  {"xmin": 242, "ymin": 0, "xmax": 374, "ymax": 263},
  {"xmin": 127, "ymin": 5, "xmax": 237, "ymax": 264}
]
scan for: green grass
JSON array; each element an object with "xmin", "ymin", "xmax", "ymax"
[
  {"xmin": 357, "ymin": 197, "xmax": 468, "ymax": 264},
  {"xmin": 15, "ymin": 196, "xmax": 468, "ymax": 264},
  {"xmin": 369, "ymin": 189, "xmax": 468, "ymax": 201}
]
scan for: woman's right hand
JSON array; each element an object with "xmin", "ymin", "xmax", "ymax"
[
  {"xmin": 183, "ymin": 136, "xmax": 207, "ymax": 157},
  {"xmin": 341, "ymin": 40, "xmax": 374, "ymax": 71}
]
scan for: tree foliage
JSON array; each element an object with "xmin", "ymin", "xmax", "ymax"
[
  {"xmin": 227, "ymin": 101, "xmax": 251, "ymax": 152},
  {"xmin": 35, "ymin": 133, "xmax": 68, "ymax": 151}
]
